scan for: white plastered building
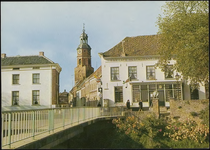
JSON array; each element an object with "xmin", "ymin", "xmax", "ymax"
[
  {"xmin": 1, "ymin": 52, "xmax": 62, "ymax": 108},
  {"xmin": 98, "ymin": 35, "xmax": 208, "ymax": 108}
]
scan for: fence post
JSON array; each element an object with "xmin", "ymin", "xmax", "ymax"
[
  {"xmin": 62, "ymin": 109, "xmax": 65, "ymax": 128},
  {"xmin": 48, "ymin": 109, "xmax": 51, "ymax": 134},
  {"xmin": 8, "ymin": 113, "xmax": 11, "ymax": 149},
  {"xmin": 78, "ymin": 108, "xmax": 80, "ymax": 124},
  {"xmin": 32, "ymin": 111, "xmax": 35, "ymax": 140},
  {"xmin": 51, "ymin": 109, "xmax": 54, "ymax": 133},
  {"xmin": 71, "ymin": 108, "xmax": 73, "ymax": 125},
  {"xmin": 83, "ymin": 107, "xmax": 85, "ymax": 121}
]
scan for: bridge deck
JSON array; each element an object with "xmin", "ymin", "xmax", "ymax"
[{"xmin": 1, "ymin": 107, "xmax": 125, "ymax": 149}]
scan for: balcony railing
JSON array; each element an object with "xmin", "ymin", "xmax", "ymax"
[{"xmin": 1, "ymin": 107, "xmax": 124, "ymax": 148}]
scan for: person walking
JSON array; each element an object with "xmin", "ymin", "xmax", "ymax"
[
  {"xmin": 126, "ymin": 100, "xmax": 130, "ymax": 109},
  {"xmin": 97, "ymin": 102, "xmax": 101, "ymax": 107},
  {"xmin": 139, "ymin": 100, "xmax": 143, "ymax": 111}
]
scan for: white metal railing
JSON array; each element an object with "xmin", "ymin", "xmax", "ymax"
[{"xmin": 1, "ymin": 107, "xmax": 124, "ymax": 148}]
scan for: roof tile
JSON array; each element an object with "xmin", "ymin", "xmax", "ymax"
[
  {"xmin": 103, "ymin": 34, "xmax": 160, "ymax": 57},
  {"xmin": 1, "ymin": 56, "xmax": 54, "ymax": 66}
]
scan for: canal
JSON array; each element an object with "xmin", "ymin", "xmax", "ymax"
[{"xmin": 52, "ymin": 119, "xmax": 142, "ymax": 149}]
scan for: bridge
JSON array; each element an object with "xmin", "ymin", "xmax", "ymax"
[{"xmin": 1, "ymin": 107, "xmax": 125, "ymax": 149}]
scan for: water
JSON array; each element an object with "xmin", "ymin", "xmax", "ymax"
[{"xmin": 52, "ymin": 119, "xmax": 142, "ymax": 149}]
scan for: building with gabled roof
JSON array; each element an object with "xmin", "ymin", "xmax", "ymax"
[
  {"xmin": 1, "ymin": 52, "xmax": 62, "ymax": 108},
  {"xmin": 98, "ymin": 34, "xmax": 208, "ymax": 108}
]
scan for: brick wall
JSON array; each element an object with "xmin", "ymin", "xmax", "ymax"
[{"xmin": 52, "ymin": 69, "xmax": 59, "ymax": 105}]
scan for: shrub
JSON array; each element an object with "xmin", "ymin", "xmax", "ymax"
[
  {"xmin": 113, "ymin": 114, "xmax": 209, "ymax": 148},
  {"xmin": 199, "ymin": 107, "xmax": 209, "ymax": 127},
  {"xmin": 178, "ymin": 106, "xmax": 182, "ymax": 109},
  {"xmin": 185, "ymin": 100, "xmax": 190, "ymax": 105},
  {"xmin": 190, "ymin": 112, "xmax": 198, "ymax": 117}
]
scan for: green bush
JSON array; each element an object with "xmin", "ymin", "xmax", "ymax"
[
  {"xmin": 190, "ymin": 111, "xmax": 198, "ymax": 117},
  {"xmin": 199, "ymin": 107, "xmax": 209, "ymax": 127},
  {"xmin": 113, "ymin": 113, "xmax": 209, "ymax": 149}
]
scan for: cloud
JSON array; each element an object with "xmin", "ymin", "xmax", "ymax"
[{"xmin": 1, "ymin": 1, "xmax": 166, "ymax": 91}]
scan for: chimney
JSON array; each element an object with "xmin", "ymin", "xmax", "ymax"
[
  {"xmin": 39, "ymin": 51, "xmax": 44, "ymax": 56},
  {"xmin": 1, "ymin": 53, "xmax": 6, "ymax": 58}
]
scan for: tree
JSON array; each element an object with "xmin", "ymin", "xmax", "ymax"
[{"xmin": 156, "ymin": 1, "xmax": 209, "ymax": 89}]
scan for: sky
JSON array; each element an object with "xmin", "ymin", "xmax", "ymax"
[{"xmin": 1, "ymin": 1, "xmax": 166, "ymax": 93}]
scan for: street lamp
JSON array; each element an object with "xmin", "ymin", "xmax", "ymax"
[{"xmin": 175, "ymin": 73, "xmax": 180, "ymax": 100}]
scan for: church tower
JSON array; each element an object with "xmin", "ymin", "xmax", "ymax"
[{"xmin": 74, "ymin": 24, "xmax": 94, "ymax": 84}]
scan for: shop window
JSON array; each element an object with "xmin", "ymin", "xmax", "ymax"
[
  {"xmin": 149, "ymin": 84, "xmax": 156, "ymax": 90},
  {"xmin": 133, "ymin": 85, "xmax": 140, "ymax": 102},
  {"xmin": 141, "ymin": 85, "xmax": 147, "ymax": 90}
]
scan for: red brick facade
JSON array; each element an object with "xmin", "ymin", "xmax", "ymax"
[{"xmin": 52, "ymin": 69, "xmax": 59, "ymax": 105}]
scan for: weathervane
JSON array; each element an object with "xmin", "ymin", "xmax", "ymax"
[{"xmin": 83, "ymin": 23, "xmax": 85, "ymax": 32}]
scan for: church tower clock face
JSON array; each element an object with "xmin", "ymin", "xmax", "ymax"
[{"xmin": 78, "ymin": 49, "xmax": 82, "ymax": 54}]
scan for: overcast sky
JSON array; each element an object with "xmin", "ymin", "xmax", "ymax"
[{"xmin": 1, "ymin": 1, "xmax": 166, "ymax": 92}]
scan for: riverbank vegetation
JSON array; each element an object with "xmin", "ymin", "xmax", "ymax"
[{"xmin": 112, "ymin": 108, "xmax": 209, "ymax": 148}]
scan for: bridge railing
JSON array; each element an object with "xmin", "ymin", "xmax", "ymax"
[{"xmin": 1, "ymin": 107, "xmax": 124, "ymax": 148}]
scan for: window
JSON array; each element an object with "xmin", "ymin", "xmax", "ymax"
[
  {"xmin": 146, "ymin": 66, "xmax": 155, "ymax": 80},
  {"xmin": 88, "ymin": 59, "xmax": 91, "ymax": 66},
  {"xmin": 12, "ymin": 74, "xmax": 19, "ymax": 84},
  {"xmin": 115, "ymin": 86, "xmax": 123, "ymax": 103},
  {"xmin": 128, "ymin": 66, "xmax": 137, "ymax": 79},
  {"xmin": 13, "ymin": 68, "xmax": 19, "ymax": 70},
  {"xmin": 174, "ymin": 84, "xmax": 181, "ymax": 100},
  {"xmin": 111, "ymin": 67, "xmax": 119, "ymax": 81},
  {"xmin": 205, "ymin": 83, "xmax": 209, "ymax": 99},
  {"xmin": 79, "ymin": 59, "xmax": 81, "ymax": 65},
  {"xmin": 133, "ymin": 85, "xmax": 140, "ymax": 102},
  {"xmin": 32, "ymin": 90, "xmax": 40, "ymax": 105},
  {"xmin": 190, "ymin": 86, "xmax": 199, "ymax": 100},
  {"xmin": 33, "ymin": 73, "xmax": 40, "ymax": 84},
  {"xmin": 12, "ymin": 91, "xmax": 19, "ymax": 105},
  {"xmin": 165, "ymin": 65, "xmax": 174, "ymax": 79}
]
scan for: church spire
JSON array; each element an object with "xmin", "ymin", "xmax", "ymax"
[{"xmin": 77, "ymin": 23, "xmax": 91, "ymax": 49}]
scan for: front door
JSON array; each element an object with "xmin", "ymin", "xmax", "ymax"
[
  {"xmin": 158, "ymin": 91, "xmax": 165, "ymax": 106},
  {"xmin": 115, "ymin": 86, "xmax": 123, "ymax": 103}
]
